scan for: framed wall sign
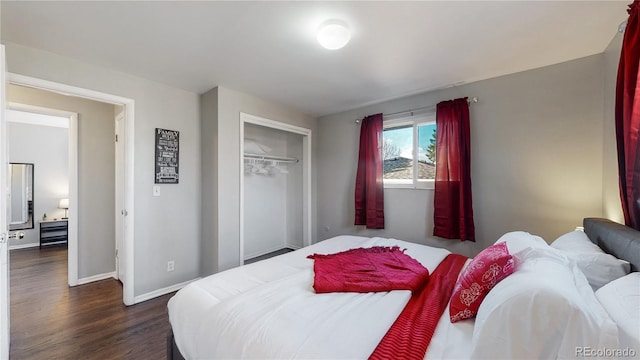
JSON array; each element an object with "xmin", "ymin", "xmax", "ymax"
[{"xmin": 155, "ymin": 128, "xmax": 179, "ymax": 184}]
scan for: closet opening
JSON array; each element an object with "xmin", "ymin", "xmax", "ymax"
[{"xmin": 239, "ymin": 113, "xmax": 312, "ymax": 265}]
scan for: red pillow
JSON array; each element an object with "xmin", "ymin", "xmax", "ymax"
[{"xmin": 449, "ymin": 242, "xmax": 515, "ymax": 322}]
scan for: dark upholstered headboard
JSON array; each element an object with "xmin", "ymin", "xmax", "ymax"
[{"xmin": 584, "ymin": 218, "xmax": 640, "ymax": 272}]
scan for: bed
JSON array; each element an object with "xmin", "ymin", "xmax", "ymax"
[{"xmin": 167, "ymin": 217, "xmax": 640, "ymax": 359}]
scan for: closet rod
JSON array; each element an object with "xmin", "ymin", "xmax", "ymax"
[{"xmin": 244, "ymin": 153, "xmax": 299, "ymax": 163}]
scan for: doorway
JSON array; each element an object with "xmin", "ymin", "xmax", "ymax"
[
  {"xmin": 6, "ymin": 105, "xmax": 73, "ymax": 254},
  {"xmin": 239, "ymin": 113, "xmax": 312, "ymax": 265},
  {"xmin": 7, "ymin": 73, "xmax": 135, "ymax": 305}
]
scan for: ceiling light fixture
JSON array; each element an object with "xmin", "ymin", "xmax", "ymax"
[{"xmin": 317, "ymin": 20, "xmax": 350, "ymax": 50}]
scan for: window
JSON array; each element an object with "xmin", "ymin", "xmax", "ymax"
[{"xmin": 382, "ymin": 113, "xmax": 436, "ymax": 189}]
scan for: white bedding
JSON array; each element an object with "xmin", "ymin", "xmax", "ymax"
[
  {"xmin": 168, "ymin": 235, "xmax": 475, "ymax": 359},
  {"xmin": 169, "ymin": 234, "xmax": 626, "ymax": 359}
]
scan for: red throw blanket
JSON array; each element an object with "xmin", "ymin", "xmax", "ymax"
[
  {"xmin": 369, "ymin": 253, "xmax": 468, "ymax": 360},
  {"xmin": 307, "ymin": 246, "xmax": 430, "ymax": 293}
]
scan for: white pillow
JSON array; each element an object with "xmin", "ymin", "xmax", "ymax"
[
  {"xmin": 470, "ymin": 247, "xmax": 619, "ymax": 359},
  {"xmin": 551, "ymin": 231, "xmax": 630, "ymax": 290},
  {"xmin": 494, "ymin": 231, "xmax": 548, "ymax": 254},
  {"xmin": 596, "ymin": 272, "xmax": 640, "ymax": 352}
]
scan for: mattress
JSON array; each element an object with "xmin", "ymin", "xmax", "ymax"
[{"xmin": 168, "ymin": 235, "xmax": 474, "ymax": 359}]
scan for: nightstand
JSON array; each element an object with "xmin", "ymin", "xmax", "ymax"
[{"xmin": 39, "ymin": 219, "xmax": 68, "ymax": 248}]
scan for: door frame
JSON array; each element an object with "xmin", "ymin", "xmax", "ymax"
[
  {"xmin": 7, "ymin": 73, "xmax": 136, "ymax": 306},
  {"xmin": 0, "ymin": 43, "xmax": 9, "ymax": 360},
  {"xmin": 239, "ymin": 112, "xmax": 312, "ymax": 265},
  {"xmin": 114, "ymin": 111, "xmax": 125, "ymax": 281}
]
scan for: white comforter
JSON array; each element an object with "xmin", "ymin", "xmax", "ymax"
[
  {"xmin": 170, "ymin": 233, "xmax": 624, "ymax": 360},
  {"xmin": 168, "ymin": 235, "xmax": 475, "ymax": 359}
]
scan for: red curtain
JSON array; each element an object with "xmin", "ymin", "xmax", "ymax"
[
  {"xmin": 354, "ymin": 113, "xmax": 385, "ymax": 229},
  {"xmin": 616, "ymin": 0, "xmax": 640, "ymax": 230},
  {"xmin": 433, "ymin": 98, "xmax": 475, "ymax": 241}
]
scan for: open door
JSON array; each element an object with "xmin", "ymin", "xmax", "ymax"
[{"xmin": 0, "ymin": 44, "xmax": 10, "ymax": 359}]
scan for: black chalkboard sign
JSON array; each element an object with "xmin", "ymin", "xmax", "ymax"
[{"xmin": 155, "ymin": 128, "xmax": 179, "ymax": 184}]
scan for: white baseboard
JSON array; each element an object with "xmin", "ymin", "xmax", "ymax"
[
  {"xmin": 77, "ymin": 271, "xmax": 116, "ymax": 285},
  {"xmin": 9, "ymin": 242, "xmax": 40, "ymax": 251},
  {"xmin": 134, "ymin": 277, "xmax": 201, "ymax": 304}
]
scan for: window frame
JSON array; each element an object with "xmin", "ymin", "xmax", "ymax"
[{"xmin": 382, "ymin": 112, "xmax": 436, "ymax": 190}]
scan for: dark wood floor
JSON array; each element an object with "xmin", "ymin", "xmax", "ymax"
[{"xmin": 10, "ymin": 246, "xmax": 174, "ymax": 360}]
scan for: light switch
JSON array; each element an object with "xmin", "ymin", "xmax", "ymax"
[{"xmin": 153, "ymin": 185, "xmax": 161, "ymax": 197}]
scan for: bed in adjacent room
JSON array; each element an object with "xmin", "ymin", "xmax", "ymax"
[{"xmin": 167, "ymin": 217, "xmax": 639, "ymax": 359}]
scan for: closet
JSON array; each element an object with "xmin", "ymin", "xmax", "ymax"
[{"xmin": 240, "ymin": 114, "xmax": 311, "ymax": 263}]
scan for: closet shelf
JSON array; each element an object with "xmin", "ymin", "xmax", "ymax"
[{"xmin": 244, "ymin": 153, "xmax": 299, "ymax": 164}]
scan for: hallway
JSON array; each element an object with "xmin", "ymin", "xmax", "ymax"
[{"xmin": 10, "ymin": 246, "xmax": 173, "ymax": 359}]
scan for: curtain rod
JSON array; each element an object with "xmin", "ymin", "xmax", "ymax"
[{"xmin": 355, "ymin": 96, "xmax": 478, "ymax": 124}]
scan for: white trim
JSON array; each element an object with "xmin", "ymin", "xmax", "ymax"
[
  {"xmin": 0, "ymin": 44, "xmax": 9, "ymax": 360},
  {"xmin": 303, "ymin": 131, "xmax": 312, "ymax": 247},
  {"xmin": 7, "ymin": 102, "xmax": 74, "ymax": 120},
  {"xmin": 241, "ymin": 113, "xmax": 311, "ymax": 136},
  {"xmin": 123, "ymin": 102, "xmax": 135, "ymax": 305},
  {"xmin": 7, "ymin": 73, "xmax": 136, "ymax": 306},
  {"xmin": 7, "ymin": 74, "xmax": 133, "ymax": 106},
  {"xmin": 133, "ymin": 278, "xmax": 201, "ymax": 304},
  {"xmin": 6, "ymin": 107, "xmax": 69, "ymax": 128},
  {"xmin": 69, "ymin": 113, "xmax": 79, "ymax": 286},
  {"xmin": 114, "ymin": 112, "xmax": 125, "ymax": 281},
  {"xmin": 239, "ymin": 113, "xmax": 313, "ymax": 268},
  {"xmin": 77, "ymin": 271, "xmax": 116, "ymax": 285},
  {"xmin": 239, "ymin": 117, "xmax": 245, "ymax": 266},
  {"xmin": 383, "ymin": 118, "xmax": 414, "ymax": 129},
  {"xmin": 383, "ymin": 183, "xmax": 435, "ymax": 190},
  {"xmin": 8, "ymin": 242, "xmax": 39, "ymax": 251}
]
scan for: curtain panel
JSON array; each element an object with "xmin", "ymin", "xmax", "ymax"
[
  {"xmin": 354, "ymin": 113, "xmax": 385, "ymax": 229},
  {"xmin": 616, "ymin": 0, "xmax": 640, "ymax": 230},
  {"xmin": 433, "ymin": 98, "xmax": 475, "ymax": 241}
]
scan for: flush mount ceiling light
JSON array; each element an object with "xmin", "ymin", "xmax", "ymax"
[{"xmin": 317, "ymin": 20, "xmax": 350, "ymax": 50}]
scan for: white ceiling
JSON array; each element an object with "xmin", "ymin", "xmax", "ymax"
[{"xmin": 0, "ymin": 1, "xmax": 628, "ymax": 117}]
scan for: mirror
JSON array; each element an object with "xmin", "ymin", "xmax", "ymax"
[{"xmin": 9, "ymin": 163, "xmax": 34, "ymax": 231}]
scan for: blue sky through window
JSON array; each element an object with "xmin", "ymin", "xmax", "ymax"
[{"xmin": 383, "ymin": 123, "xmax": 436, "ymax": 162}]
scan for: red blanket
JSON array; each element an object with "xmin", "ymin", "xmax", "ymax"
[
  {"xmin": 369, "ymin": 253, "xmax": 468, "ymax": 360},
  {"xmin": 307, "ymin": 246, "xmax": 430, "ymax": 293}
]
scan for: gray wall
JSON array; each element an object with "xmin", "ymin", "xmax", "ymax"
[
  {"xmin": 200, "ymin": 88, "xmax": 219, "ymax": 276},
  {"xmin": 8, "ymin": 85, "xmax": 116, "ymax": 278},
  {"xmin": 317, "ymin": 54, "xmax": 607, "ymax": 254},
  {"xmin": 8, "ymin": 122, "xmax": 68, "ymax": 247},
  {"xmin": 201, "ymin": 86, "xmax": 316, "ymax": 274},
  {"xmin": 602, "ymin": 32, "xmax": 624, "ymax": 223},
  {"xmin": 5, "ymin": 42, "xmax": 201, "ymax": 297}
]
